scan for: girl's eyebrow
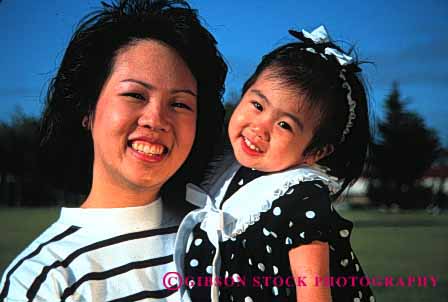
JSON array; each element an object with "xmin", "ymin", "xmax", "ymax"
[
  {"xmin": 121, "ymin": 79, "xmax": 197, "ymax": 97},
  {"xmin": 251, "ymin": 89, "xmax": 304, "ymax": 131}
]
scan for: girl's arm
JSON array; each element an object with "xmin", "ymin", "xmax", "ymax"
[{"xmin": 289, "ymin": 241, "xmax": 332, "ymax": 302}]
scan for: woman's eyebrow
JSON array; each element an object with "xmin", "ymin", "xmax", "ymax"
[{"xmin": 121, "ymin": 79, "xmax": 197, "ymax": 97}]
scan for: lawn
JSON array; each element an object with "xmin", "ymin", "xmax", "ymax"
[{"xmin": 0, "ymin": 207, "xmax": 447, "ymax": 301}]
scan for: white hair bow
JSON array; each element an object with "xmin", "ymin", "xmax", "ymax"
[{"xmin": 301, "ymin": 25, "xmax": 354, "ymax": 66}]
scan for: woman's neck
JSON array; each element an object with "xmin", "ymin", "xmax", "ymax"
[{"xmin": 81, "ymin": 174, "xmax": 161, "ymax": 209}]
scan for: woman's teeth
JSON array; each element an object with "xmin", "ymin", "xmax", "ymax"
[
  {"xmin": 131, "ymin": 142, "xmax": 164, "ymax": 156},
  {"xmin": 244, "ymin": 137, "xmax": 261, "ymax": 152}
]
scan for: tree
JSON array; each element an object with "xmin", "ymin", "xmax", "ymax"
[
  {"xmin": 223, "ymin": 89, "xmax": 240, "ymax": 124},
  {"xmin": 368, "ymin": 83, "xmax": 441, "ymax": 208},
  {"xmin": 0, "ymin": 106, "xmax": 49, "ymax": 206}
]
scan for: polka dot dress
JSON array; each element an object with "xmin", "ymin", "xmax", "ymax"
[{"xmin": 184, "ymin": 167, "xmax": 375, "ymax": 302}]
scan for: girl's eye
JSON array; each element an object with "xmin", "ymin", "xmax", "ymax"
[
  {"xmin": 278, "ymin": 121, "xmax": 292, "ymax": 131},
  {"xmin": 251, "ymin": 101, "xmax": 263, "ymax": 111},
  {"xmin": 123, "ymin": 92, "xmax": 145, "ymax": 101},
  {"xmin": 172, "ymin": 102, "xmax": 193, "ymax": 111}
]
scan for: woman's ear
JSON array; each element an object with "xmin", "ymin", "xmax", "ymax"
[
  {"xmin": 81, "ymin": 114, "xmax": 93, "ymax": 130},
  {"xmin": 305, "ymin": 144, "xmax": 334, "ymax": 165}
]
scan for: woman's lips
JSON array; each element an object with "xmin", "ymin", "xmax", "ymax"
[{"xmin": 128, "ymin": 139, "xmax": 168, "ymax": 162}]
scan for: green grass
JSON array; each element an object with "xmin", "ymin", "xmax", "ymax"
[
  {"xmin": 0, "ymin": 207, "xmax": 59, "ymax": 275},
  {"xmin": 0, "ymin": 207, "xmax": 447, "ymax": 301},
  {"xmin": 340, "ymin": 209, "xmax": 448, "ymax": 302}
]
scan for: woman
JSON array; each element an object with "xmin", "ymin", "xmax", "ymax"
[{"xmin": 0, "ymin": 0, "xmax": 227, "ymax": 301}]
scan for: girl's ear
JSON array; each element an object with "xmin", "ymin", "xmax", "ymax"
[{"xmin": 304, "ymin": 144, "xmax": 334, "ymax": 165}]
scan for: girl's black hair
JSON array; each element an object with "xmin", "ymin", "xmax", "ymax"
[
  {"xmin": 40, "ymin": 0, "xmax": 227, "ymax": 204},
  {"xmin": 241, "ymin": 31, "xmax": 370, "ymax": 197}
]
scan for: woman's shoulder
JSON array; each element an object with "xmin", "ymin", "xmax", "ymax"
[{"xmin": 0, "ymin": 217, "xmax": 75, "ymax": 300}]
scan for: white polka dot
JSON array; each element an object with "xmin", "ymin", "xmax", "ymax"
[
  {"xmin": 289, "ymin": 221, "xmax": 294, "ymax": 228},
  {"xmin": 305, "ymin": 210, "xmax": 316, "ymax": 219},
  {"xmin": 286, "ymin": 188, "xmax": 295, "ymax": 194},
  {"xmin": 242, "ymin": 239, "xmax": 247, "ymax": 248},
  {"xmin": 351, "ymin": 251, "xmax": 355, "ymax": 260},
  {"xmin": 194, "ymin": 238, "xmax": 203, "ymax": 246},
  {"xmin": 273, "ymin": 265, "xmax": 279, "ymax": 275},
  {"xmin": 262, "ymin": 228, "xmax": 270, "ymax": 236},
  {"xmin": 355, "ymin": 263, "xmax": 360, "ymax": 272},
  {"xmin": 248, "ymin": 258, "xmax": 253, "ymax": 265},
  {"xmin": 273, "ymin": 207, "xmax": 282, "ymax": 216},
  {"xmin": 245, "ymin": 297, "xmax": 254, "ymax": 302},
  {"xmin": 266, "ymin": 245, "xmax": 272, "ymax": 253},
  {"xmin": 206, "ymin": 265, "xmax": 212, "ymax": 274},
  {"xmin": 369, "ymin": 296, "xmax": 375, "ymax": 302},
  {"xmin": 299, "ymin": 232, "xmax": 305, "ymax": 239},
  {"xmin": 339, "ymin": 229, "xmax": 350, "ymax": 238},
  {"xmin": 285, "ymin": 237, "xmax": 292, "ymax": 245},
  {"xmin": 286, "ymin": 287, "xmax": 291, "ymax": 296},
  {"xmin": 230, "ymin": 295, "xmax": 234, "ymax": 301},
  {"xmin": 185, "ymin": 234, "xmax": 193, "ymax": 253},
  {"xmin": 358, "ymin": 290, "xmax": 363, "ymax": 298},
  {"xmin": 258, "ymin": 263, "xmax": 265, "ymax": 272},
  {"xmin": 354, "ymin": 298, "xmax": 360, "ymax": 302},
  {"xmin": 231, "ymin": 253, "xmax": 235, "ymax": 260},
  {"xmin": 225, "ymin": 271, "xmax": 229, "ymax": 278},
  {"xmin": 271, "ymin": 231, "xmax": 278, "ymax": 238},
  {"xmin": 340, "ymin": 259, "xmax": 349, "ymax": 267},
  {"xmin": 329, "ymin": 245, "xmax": 336, "ymax": 251},
  {"xmin": 238, "ymin": 178, "xmax": 244, "ymax": 185},
  {"xmin": 190, "ymin": 259, "xmax": 199, "ymax": 267},
  {"xmin": 272, "ymin": 286, "xmax": 279, "ymax": 296},
  {"xmin": 188, "ymin": 280, "xmax": 195, "ymax": 288},
  {"xmin": 232, "ymin": 273, "xmax": 242, "ymax": 282}
]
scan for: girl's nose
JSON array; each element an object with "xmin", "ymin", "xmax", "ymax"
[
  {"xmin": 250, "ymin": 121, "xmax": 270, "ymax": 142},
  {"xmin": 137, "ymin": 101, "xmax": 171, "ymax": 132}
]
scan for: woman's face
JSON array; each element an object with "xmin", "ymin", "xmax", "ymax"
[{"xmin": 91, "ymin": 39, "xmax": 197, "ymax": 196}]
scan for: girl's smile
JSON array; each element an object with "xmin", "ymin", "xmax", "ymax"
[{"xmin": 228, "ymin": 69, "xmax": 322, "ymax": 172}]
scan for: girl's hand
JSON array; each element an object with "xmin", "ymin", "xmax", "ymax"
[{"xmin": 289, "ymin": 241, "xmax": 332, "ymax": 302}]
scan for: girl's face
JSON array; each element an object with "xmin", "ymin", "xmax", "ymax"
[
  {"xmin": 91, "ymin": 39, "xmax": 197, "ymax": 196},
  {"xmin": 228, "ymin": 70, "xmax": 321, "ymax": 172}
]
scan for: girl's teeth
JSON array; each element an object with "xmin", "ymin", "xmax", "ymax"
[
  {"xmin": 131, "ymin": 142, "xmax": 164, "ymax": 155},
  {"xmin": 244, "ymin": 137, "xmax": 261, "ymax": 152}
]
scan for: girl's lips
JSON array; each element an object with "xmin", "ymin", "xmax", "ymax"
[{"xmin": 240, "ymin": 136, "xmax": 263, "ymax": 157}]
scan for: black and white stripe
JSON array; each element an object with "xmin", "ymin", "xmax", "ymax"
[{"xmin": 0, "ymin": 201, "xmax": 182, "ymax": 302}]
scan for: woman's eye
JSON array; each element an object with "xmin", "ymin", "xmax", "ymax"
[
  {"xmin": 251, "ymin": 101, "xmax": 263, "ymax": 111},
  {"xmin": 172, "ymin": 102, "xmax": 193, "ymax": 111},
  {"xmin": 278, "ymin": 121, "xmax": 292, "ymax": 131},
  {"xmin": 123, "ymin": 92, "xmax": 145, "ymax": 101}
]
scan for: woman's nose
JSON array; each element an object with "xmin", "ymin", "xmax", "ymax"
[{"xmin": 137, "ymin": 101, "xmax": 171, "ymax": 132}]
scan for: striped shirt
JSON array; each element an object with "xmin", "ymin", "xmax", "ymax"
[{"xmin": 0, "ymin": 198, "xmax": 182, "ymax": 302}]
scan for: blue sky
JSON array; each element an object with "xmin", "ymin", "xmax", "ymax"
[{"xmin": 1, "ymin": 0, "xmax": 447, "ymax": 144}]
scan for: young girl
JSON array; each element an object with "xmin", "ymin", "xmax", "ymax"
[{"xmin": 174, "ymin": 25, "xmax": 374, "ymax": 302}]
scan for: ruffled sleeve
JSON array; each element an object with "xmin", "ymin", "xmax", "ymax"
[{"xmin": 261, "ymin": 180, "xmax": 333, "ymax": 249}]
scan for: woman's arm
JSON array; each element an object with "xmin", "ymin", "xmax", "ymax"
[{"xmin": 289, "ymin": 241, "xmax": 332, "ymax": 302}]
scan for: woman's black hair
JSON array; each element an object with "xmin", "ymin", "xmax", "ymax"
[
  {"xmin": 241, "ymin": 30, "xmax": 370, "ymax": 197},
  {"xmin": 39, "ymin": 0, "xmax": 227, "ymax": 204}
]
